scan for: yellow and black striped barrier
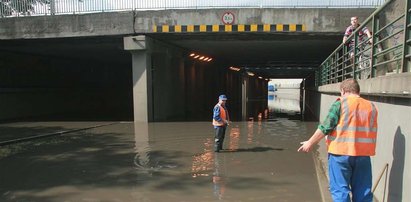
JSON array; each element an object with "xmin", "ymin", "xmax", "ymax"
[{"xmin": 153, "ymin": 24, "xmax": 306, "ymax": 33}]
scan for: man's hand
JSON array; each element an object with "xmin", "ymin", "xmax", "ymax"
[
  {"xmin": 297, "ymin": 129, "xmax": 325, "ymax": 153},
  {"xmin": 297, "ymin": 141, "xmax": 313, "ymax": 153}
]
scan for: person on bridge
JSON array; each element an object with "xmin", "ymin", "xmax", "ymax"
[
  {"xmin": 298, "ymin": 78, "xmax": 378, "ymax": 202},
  {"xmin": 212, "ymin": 94, "xmax": 230, "ymax": 152},
  {"xmin": 343, "ymin": 16, "xmax": 373, "ymax": 64}
]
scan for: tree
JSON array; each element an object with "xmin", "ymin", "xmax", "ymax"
[{"xmin": 1, "ymin": 0, "xmax": 50, "ymax": 17}]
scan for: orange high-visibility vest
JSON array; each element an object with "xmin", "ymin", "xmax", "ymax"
[
  {"xmin": 212, "ymin": 104, "xmax": 228, "ymax": 127},
  {"xmin": 326, "ymin": 95, "xmax": 378, "ymax": 156}
]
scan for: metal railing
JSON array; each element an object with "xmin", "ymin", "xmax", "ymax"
[
  {"xmin": 1, "ymin": 0, "xmax": 385, "ymax": 18},
  {"xmin": 317, "ymin": 0, "xmax": 411, "ymax": 86}
]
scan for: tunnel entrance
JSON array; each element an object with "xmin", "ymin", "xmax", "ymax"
[
  {"xmin": 267, "ymin": 79, "xmax": 302, "ymax": 121},
  {"xmin": 0, "ymin": 32, "xmax": 340, "ymax": 122}
]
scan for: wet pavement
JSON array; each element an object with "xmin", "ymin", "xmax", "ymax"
[{"xmin": 0, "ymin": 120, "xmax": 322, "ymax": 202}]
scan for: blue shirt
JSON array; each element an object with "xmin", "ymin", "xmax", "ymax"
[{"xmin": 213, "ymin": 104, "xmax": 228, "ymax": 128}]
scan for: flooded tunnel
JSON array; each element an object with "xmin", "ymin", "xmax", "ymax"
[
  {"xmin": 0, "ymin": 32, "xmax": 342, "ymax": 201},
  {"xmin": 0, "ymin": 32, "xmax": 341, "ymax": 122}
]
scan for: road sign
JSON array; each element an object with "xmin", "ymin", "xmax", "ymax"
[{"xmin": 222, "ymin": 12, "xmax": 235, "ymax": 25}]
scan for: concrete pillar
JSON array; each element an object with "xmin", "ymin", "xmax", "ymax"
[
  {"xmin": 124, "ymin": 35, "xmax": 152, "ymax": 122},
  {"xmin": 241, "ymin": 77, "xmax": 248, "ymax": 120}
]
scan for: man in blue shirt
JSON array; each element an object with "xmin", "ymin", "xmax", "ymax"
[{"xmin": 212, "ymin": 95, "xmax": 230, "ymax": 152}]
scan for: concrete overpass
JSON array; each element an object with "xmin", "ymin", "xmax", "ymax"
[{"xmin": 0, "ymin": 8, "xmax": 375, "ymax": 122}]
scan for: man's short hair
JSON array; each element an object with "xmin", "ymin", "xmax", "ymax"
[
  {"xmin": 340, "ymin": 78, "xmax": 360, "ymax": 94},
  {"xmin": 351, "ymin": 16, "xmax": 358, "ymax": 20}
]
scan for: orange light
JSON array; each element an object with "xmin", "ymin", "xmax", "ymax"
[
  {"xmin": 194, "ymin": 55, "xmax": 200, "ymax": 58},
  {"xmin": 189, "ymin": 53, "xmax": 195, "ymax": 57},
  {"xmin": 207, "ymin": 58, "xmax": 213, "ymax": 62},
  {"xmin": 199, "ymin": 56, "xmax": 205, "ymax": 60},
  {"xmin": 229, "ymin": 66, "xmax": 241, "ymax": 71}
]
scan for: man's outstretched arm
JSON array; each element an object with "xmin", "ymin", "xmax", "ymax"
[{"xmin": 297, "ymin": 129, "xmax": 325, "ymax": 152}]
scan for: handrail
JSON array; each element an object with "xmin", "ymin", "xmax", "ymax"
[
  {"xmin": 317, "ymin": 0, "xmax": 411, "ymax": 86},
  {"xmin": 0, "ymin": 0, "xmax": 385, "ymax": 18}
]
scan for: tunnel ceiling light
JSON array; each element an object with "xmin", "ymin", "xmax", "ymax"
[
  {"xmin": 258, "ymin": 76, "xmax": 263, "ymax": 79},
  {"xmin": 247, "ymin": 72, "xmax": 255, "ymax": 76},
  {"xmin": 229, "ymin": 66, "xmax": 241, "ymax": 71},
  {"xmin": 188, "ymin": 53, "xmax": 213, "ymax": 62}
]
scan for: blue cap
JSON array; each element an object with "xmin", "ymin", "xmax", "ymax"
[{"xmin": 219, "ymin": 94, "xmax": 228, "ymax": 100}]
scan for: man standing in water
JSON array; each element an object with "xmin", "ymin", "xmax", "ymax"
[
  {"xmin": 298, "ymin": 79, "xmax": 378, "ymax": 202},
  {"xmin": 212, "ymin": 94, "xmax": 230, "ymax": 152}
]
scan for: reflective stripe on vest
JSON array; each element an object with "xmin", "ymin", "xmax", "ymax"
[
  {"xmin": 327, "ymin": 136, "xmax": 376, "ymax": 143},
  {"xmin": 212, "ymin": 104, "xmax": 227, "ymax": 126},
  {"xmin": 327, "ymin": 96, "xmax": 378, "ymax": 156}
]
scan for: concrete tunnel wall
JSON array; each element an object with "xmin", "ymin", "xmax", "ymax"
[
  {"xmin": 0, "ymin": 36, "xmax": 267, "ymax": 122},
  {"xmin": 0, "ymin": 51, "xmax": 133, "ymax": 121},
  {"xmin": 143, "ymin": 37, "xmax": 266, "ymax": 122}
]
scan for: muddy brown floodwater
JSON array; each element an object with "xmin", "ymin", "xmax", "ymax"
[{"xmin": 0, "ymin": 119, "xmax": 322, "ymax": 202}]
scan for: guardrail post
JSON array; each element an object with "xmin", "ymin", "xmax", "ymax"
[
  {"xmin": 401, "ymin": 0, "xmax": 411, "ymax": 72},
  {"xmin": 353, "ymin": 34, "xmax": 358, "ymax": 79},
  {"xmin": 50, "ymin": 0, "xmax": 56, "ymax": 15},
  {"xmin": 371, "ymin": 15, "xmax": 379, "ymax": 77}
]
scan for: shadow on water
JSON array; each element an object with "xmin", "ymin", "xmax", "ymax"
[
  {"xmin": 0, "ymin": 130, "xmax": 139, "ymax": 201},
  {"xmin": 219, "ymin": 146, "xmax": 284, "ymax": 153}
]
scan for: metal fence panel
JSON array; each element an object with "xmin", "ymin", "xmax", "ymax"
[{"xmin": 1, "ymin": 0, "xmax": 385, "ymax": 17}]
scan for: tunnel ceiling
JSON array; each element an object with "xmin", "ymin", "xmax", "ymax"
[
  {"xmin": 148, "ymin": 32, "xmax": 341, "ymax": 78},
  {"xmin": 0, "ymin": 32, "xmax": 341, "ymax": 79}
]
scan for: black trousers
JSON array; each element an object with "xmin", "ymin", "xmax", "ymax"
[{"xmin": 214, "ymin": 126, "xmax": 226, "ymax": 151}]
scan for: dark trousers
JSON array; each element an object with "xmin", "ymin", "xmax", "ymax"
[{"xmin": 214, "ymin": 126, "xmax": 226, "ymax": 151}]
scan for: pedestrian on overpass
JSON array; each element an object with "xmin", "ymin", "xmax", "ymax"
[
  {"xmin": 212, "ymin": 94, "xmax": 230, "ymax": 152},
  {"xmin": 343, "ymin": 16, "xmax": 373, "ymax": 65},
  {"xmin": 298, "ymin": 78, "xmax": 378, "ymax": 202}
]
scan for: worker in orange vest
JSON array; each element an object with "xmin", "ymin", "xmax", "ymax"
[
  {"xmin": 212, "ymin": 94, "xmax": 230, "ymax": 152},
  {"xmin": 298, "ymin": 78, "xmax": 378, "ymax": 202}
]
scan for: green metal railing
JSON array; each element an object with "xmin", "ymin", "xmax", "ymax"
[
  {"xmin": 317, "ymin": 0, "xmax": 411, "ymax": 86},
  {"xmin": 1, "ymin": 0, "xmax": 385, "ymax": 18}
]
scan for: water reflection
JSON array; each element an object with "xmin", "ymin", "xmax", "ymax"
[
  {"xmin": 213, "ymin": 153, "xmax": 226, "ymax": 200},
  {"xmin": 127, "ymin": 122, "xmax": 320, "ymax": 201},
  {"xmin": 133, "ymin": 123, "xmax": 150, "ymax": 173},
  {"xmin": 191, "ymin": 138, "xmax": 214, "ymax": 178},
  {"xmin": 228, "ymin": 126, "xmax": 240, "ymax": 151},
  {"xmin": 268, "ymin": 89, "xmax": 300, "ymax": 117}
]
